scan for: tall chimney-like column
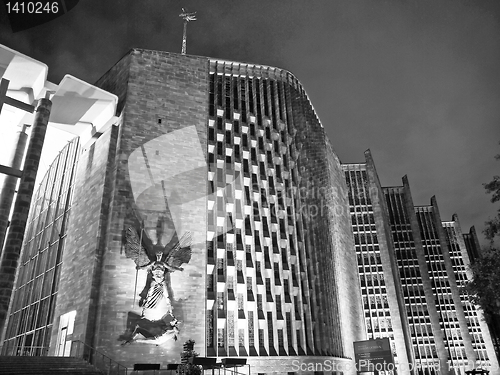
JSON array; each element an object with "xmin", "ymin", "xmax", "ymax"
[{"xmin": 0, "ymin": 124, "xmax": 29, "ymax": 254}]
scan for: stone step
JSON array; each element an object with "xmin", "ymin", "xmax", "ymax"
[{"xmin": 0, "ymin": 356, "xmax": 104, "ymax": 375}]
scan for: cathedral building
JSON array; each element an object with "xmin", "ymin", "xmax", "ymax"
[{"xmin": 1, "ymin": 48, "xmax": 365, "ymax": 374}]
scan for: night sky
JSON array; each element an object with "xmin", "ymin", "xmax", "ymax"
[{"xmin": 1, "ymin": 0, "xmax": 499, "ymax": 245}]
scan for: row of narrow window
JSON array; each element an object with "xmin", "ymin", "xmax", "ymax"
[
  {"xmin": 209, "ymin": 74, "xmax": 290, "ymax": 131},
  {"xmin": 207, "ymin": 307, "xmax": 308, "ymax": 352},
  {"xmin": 385, "ymin": 191, "xmax": 409, "ymax": 225}
]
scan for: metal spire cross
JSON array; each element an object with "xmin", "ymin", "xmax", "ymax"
[{"xmin": 179, "ymin": 8, "xmax": 196, "ymax": 55}]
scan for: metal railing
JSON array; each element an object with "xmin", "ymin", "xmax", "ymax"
[{"xmin": 70, "ymin": 340, "xmax": 128, "ymax": 375}]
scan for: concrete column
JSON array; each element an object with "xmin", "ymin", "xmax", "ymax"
[
  {"xmin": 0, "ymin": 124, "xmax": 29, "ymax": 256},
  {"xmin": 0, "ymin": 98, "xmax": 51, "ymax": 334}
]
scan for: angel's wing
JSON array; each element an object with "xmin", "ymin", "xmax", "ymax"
[
  {"xmin": 124, "ymin": 226, "xmax": 153, "ymax": 267},
  {"xmin": 165, "ymin": 231, "xmax": 193, "ymax": 269}
]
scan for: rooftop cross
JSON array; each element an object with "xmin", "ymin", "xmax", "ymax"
[{"xmin": 179, "ymin": 8, "xmax": 196, "ymax": 55}]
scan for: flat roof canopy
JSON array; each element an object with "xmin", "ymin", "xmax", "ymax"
[
  {"xmin": 0, "ymin": 44, "xmax": 48, "ymax": 103},
  {"xmin": 0, "ymin": 43, "xmax": 118, "ymax": 138},
  {"xmin": 49, "ymin": 75, "xmax": 118, "ymax": 136}
]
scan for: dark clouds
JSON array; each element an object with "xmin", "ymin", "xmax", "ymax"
[{"xmin": 1, "ymin": 0, "xmax": 499, "ymax": 244}]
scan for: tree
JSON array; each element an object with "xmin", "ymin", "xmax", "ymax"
[
  {"xmin": 466, "ymin": 251, "xmax": 500, "ymax": 318},
  {"xmin": 177, "ymin": 339, "xmax": 202, "ymax": 375},
  {"xmin": 483, "ymin": 146, "xmax": 500, "ymax": 245},
  {"xmin": 466, "ymin": 143, "xmax": 500, "ymax": 319}
]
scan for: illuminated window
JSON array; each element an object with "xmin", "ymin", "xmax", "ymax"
[{"xmin": 218, "ymin": 328, "xmax": 225, "ymax": 347}]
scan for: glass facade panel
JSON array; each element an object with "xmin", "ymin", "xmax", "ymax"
[{"xmin": 2, "ymin": 138, "xmax": 79, "ymax": 356}]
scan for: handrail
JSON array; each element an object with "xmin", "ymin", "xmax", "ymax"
[{"xmin": 70, "ymin": 340, "xmax": 128, "ymax": 375}]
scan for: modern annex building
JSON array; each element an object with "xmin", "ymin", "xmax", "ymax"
[
  {"xmin": 342, "ymin": 152, "xmax": 499, "ymax": 375},
  {"xmin": 1, "ymin": 48, "xmax": 366, "ymax": 374}
]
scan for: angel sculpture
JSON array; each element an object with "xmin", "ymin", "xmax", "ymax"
[{"xmin": 124, "ymin": 223, "xmax": 192, "ymax": 322}]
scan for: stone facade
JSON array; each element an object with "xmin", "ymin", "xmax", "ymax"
[{"xmin": 92, "ymin": 50, "xmax": 209, "ymax": 364}]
